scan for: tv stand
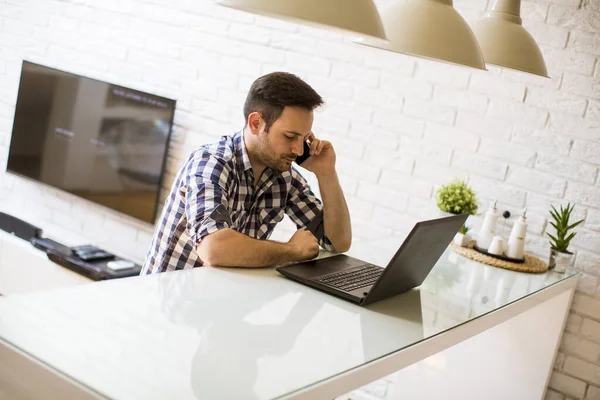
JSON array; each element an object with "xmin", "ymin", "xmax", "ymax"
[
  {"xmin": 0, "ymin": 229, "xmax": 144, "ymax": 294},
  {"xmin": 0, "ymin": 229, "xmax": 91, "ymax": 295}
]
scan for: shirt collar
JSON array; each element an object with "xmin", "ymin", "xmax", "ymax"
[{"xmin": 234, "ymin": 131, "xmax": 253, "ymax": 173}]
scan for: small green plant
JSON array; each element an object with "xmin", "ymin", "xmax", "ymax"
[
  {"xmin": 459, "ymin": 225, "xmax": 471, "ymax": 235},
  {"xmin": 547, "ymin": 203, "xmax": 584, "ymax": 254},
  {"xmin": 436, "ymin": 180, "xmax": 478, "ymax": 215}
]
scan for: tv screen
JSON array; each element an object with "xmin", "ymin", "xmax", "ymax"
[{"xmin": 7, "ymin": 61, "xmax": 176, "ymax": 224}]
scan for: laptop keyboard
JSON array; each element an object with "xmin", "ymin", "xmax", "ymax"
[{"xmin": 315, "ymin": 264, "xmax": 383, "ymax": 292}]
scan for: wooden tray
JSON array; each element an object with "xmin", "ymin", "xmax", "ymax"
[{"xmin": 450, "ymin": 241, "xmax": 548, "ymax": 273}]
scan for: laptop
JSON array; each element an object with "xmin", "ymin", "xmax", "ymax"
[{"xmin": 276, "ymin": 214, "xmax": 468, "ymax": 306}]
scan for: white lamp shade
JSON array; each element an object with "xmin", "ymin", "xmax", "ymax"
[
  {"xmin": 471, "ymin": 0, "xmax": 549, "ymax": 77},
  {"xmin": 218, "ymin": 0, "xmax": 387, "ymax": 40},
  {"xmin": 356, "ymin": 0, "xmax": 486, "ymax": 70}
]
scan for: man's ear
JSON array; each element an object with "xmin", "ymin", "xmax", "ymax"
[{"xmin": 247, "ymin": 112, "xmax": 263, "ymax": 135}]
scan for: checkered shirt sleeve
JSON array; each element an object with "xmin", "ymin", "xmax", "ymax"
[
  {"xmin": 286, "ymin": 168, "xmax": 336, "ymax": 252},
  {"xmin": 186, "ymin": 153, "xmax": 232, "ymax": 244}
]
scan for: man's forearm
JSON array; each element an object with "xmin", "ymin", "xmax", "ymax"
[
  {"xmin": 197, "ymin": 228, "xmax": 296, "ymax": 268},
  {"xmin": 317, "ymin": 170, "xmax": 352, "ymax": 252}
]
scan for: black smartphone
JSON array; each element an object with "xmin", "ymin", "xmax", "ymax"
[{"xmin": 295, "ymin": 141, "xmax": 312, "ymax": 165}]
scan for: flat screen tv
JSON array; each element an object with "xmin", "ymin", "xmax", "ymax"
[{"xmin": 7, "ymin": 61, "xmax": 176, "ymax": 224}]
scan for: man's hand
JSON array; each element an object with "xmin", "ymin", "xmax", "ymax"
[
  {"xmin": 295, "ymin": 132, "xmax": 352, "ymax": 254},
  {"xmin": 300, "ymin": 132, "xmax": 336, "ymax": 177},
  {"xmin": 287, "ymin": 229, "xmax": 320, "ymax": 261}
]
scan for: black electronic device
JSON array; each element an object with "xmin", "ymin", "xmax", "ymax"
[
  {"xmin": 0, "ymin": 212, "xmax": 42, "ymax": 241},
  {"xmin": 277, "ymin": 214, "xmax": 468, "ymax": 306},
  {"xmin": 71, "ymin": 245, "xmax": 115, "ymax": 262},
  {"xmin": 295, "ymin": 141, "xmax": 312, "ymax": 165},
  {"xmin": 6, "ymin": 61, "xmax": 176, "ymax": 224}
]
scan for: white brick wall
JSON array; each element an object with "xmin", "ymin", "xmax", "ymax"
[
  {"xmin": 478, "ymin": 137, "xmax": 537, "ymax": 167},
  {"xmin": 561, "ymin": 332, "xmax": 600, "ymax": 363},
  {"xmin": 455, "ymin": 110, "xmax": 513, "ymax": 140},
  {"xmin": 582, "ymin": 319, "xmax": 600, "ymax": 342},
  {"xmin": 469, "ymin": 71, "xmax": 526, "ymax": 102},
  {"xmin": 525, "ymin": 86, "xmax": 588, "ymax": 116},
  {"xmin": 536, "ymin": 152, "xmax": 598, "ymax": 183},
  {"xmin": 0, "ymin": 0, "xmax": 599, "ymax": 399},
  {"xmin": 586, "ymin": 208, "xmax": 600, "ymax": 231},
  {"xmin": 550, "ymin": 371, "xmax": 588, "ymax": 398},
  {"xmin": 572, "ymin": 140, "xmax": 600, "ymax": 165},
  {"xmin": 507, "ymin": 166, "xmax": 567, "ymax": 197},
  {"xmin": 488, "ymin": 98, "xmax": 549, "ymax": 128},
  {"xmin": 586, "ymin": 386, "xmax": 600, "ymax": 400},
  {"xmin": 563, "ymin": 356, "xmax": 600, "ymax": 386},
  {"xmin": 572, "ymin": 294, "xmax": 600, "ymax": 320}
]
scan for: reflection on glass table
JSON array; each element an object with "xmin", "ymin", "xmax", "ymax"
[
  {"xmin": 159, "ymin": 267, "xmax": 424, "ymax": 400},
  {"xmin": 348, "ymin": 236, "xmax": 574, "ymax": 338},
  {"xmin": 0, "ymin": 234, "xmax": 577, "ymax": 400}
]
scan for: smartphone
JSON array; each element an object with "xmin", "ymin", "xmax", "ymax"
[{"xmin": 295, "ymin": 141, "xmax": 312, "ymax": 165}]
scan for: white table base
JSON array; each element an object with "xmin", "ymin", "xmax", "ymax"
[{"xmin": 296, "ymin": 276, "xmax": 576, "ymax": 400}]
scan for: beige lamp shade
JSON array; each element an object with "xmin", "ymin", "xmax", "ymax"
[
  {"xmin": 356, "ymin": 0, "xmax": 486, "ymax": 70},
  {"xmin": 218, "ymin": 0, "xmax": 387, "ymax": 40},
  {"xmin": 471, "ymin": 0, "xmax": 548, "ymax": 77}
]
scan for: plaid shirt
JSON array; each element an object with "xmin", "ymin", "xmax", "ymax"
[{"xmin": 141, "ymin": 131, "xmax": 334, "ymax": 275}]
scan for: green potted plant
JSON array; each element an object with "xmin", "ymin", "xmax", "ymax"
[
  {"xmin": 547, "ymin": 203, "xmax": 584, "ymax": 273},
  {"xmin": 435, "ymin": 180, "xmax": 478, "ymax": 247}
]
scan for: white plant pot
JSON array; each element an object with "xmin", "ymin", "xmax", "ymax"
[
  {"xmin": 549, "ymin": 249, "xmax": 573, "ymax": 274},
  {"xmin": 454, "ymin": 232, "xmax": 471, "ymax": 247}
]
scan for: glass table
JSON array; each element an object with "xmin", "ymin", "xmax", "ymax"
[{"xmin": 0, "ymin": 237, "xmax": 577, "ymax": 399}]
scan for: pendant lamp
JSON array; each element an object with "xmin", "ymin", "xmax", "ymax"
[
  {"xmin": 356, "ymin": 0, "xmax": 486, "ymax": 70},
  {"xmin": 470, "ymin": 0, "xmax": 549, "ymax": 77},
  {"xmin": 218, "ymin": 0, "xmax": 387, "ymax": 40}
]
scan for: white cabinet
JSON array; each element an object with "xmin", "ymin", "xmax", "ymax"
[{"xmin": 0, "ymin": 231, "xmax": 91, "ymax": 295}]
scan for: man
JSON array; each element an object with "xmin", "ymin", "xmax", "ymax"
[{"xmin": 142, "ymin": 72, "xmax": 351, "ymax": 274}]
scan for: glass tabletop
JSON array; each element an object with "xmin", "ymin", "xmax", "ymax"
[{"xmin": 0, "ymin": 237, "xmax": 576, "ymax": 400}]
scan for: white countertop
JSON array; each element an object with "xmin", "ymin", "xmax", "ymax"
[{"xmin": 0, "ymin": 238, "xmax": 576, "ymax": 399}]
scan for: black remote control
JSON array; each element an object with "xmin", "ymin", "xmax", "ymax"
[{"xmin": 71, "ymin": 245, "xmax": 115, "ymax": 262}]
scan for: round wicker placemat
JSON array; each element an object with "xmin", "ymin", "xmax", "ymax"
[{"xmin": 449, "ymin": 241, "xmax": 548, "ymax": 273}]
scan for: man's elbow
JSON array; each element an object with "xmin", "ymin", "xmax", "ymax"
[
  {"xmin": 333, "ymin": 238, "xmax": 352, "ymax": 253},
  {"xmin": 197, "ymin": 233, "xmax": 225, "ymax": 266}
]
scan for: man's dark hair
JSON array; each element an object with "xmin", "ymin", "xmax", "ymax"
[{"xmin": 243, "ymin": 72, "xmax": 323, "ymax": 131}]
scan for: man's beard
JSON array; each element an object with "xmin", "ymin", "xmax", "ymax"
[{"xmin": 256, "ymin": 134, "xmax": 296, "ymax": 175}]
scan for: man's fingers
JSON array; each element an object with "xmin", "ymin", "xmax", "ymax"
[
  {"xmin": 307, "ymin": 132, "xmax": 321, "ymax": 155},
  {"xmin": 316, "ymin": 140, "xmax": 325, "ymax": 155},
  {"xmin": 310, "ymin": 138, "xmax": 319, "ymax": 155}
]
